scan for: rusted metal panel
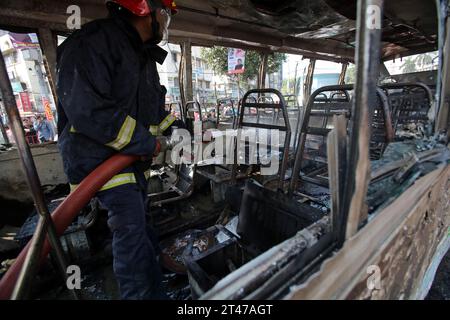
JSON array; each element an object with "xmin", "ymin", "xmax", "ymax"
[
  {"xmin": 346, "ymin": 166, "xmax": 450, "ymax": 299},
  {"xmin": 286, "ymin": 164, "xmax": 450, "ymax": 299},
  {"xmin": 342, "ymin": 0, "xmax": 384, "ymax": 241}
]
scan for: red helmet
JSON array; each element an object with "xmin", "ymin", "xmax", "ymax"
[{"xmin": 106, "ymin": 0, "xmax": 177, "ymax": 16}]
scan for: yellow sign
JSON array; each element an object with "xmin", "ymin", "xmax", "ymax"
[{"xmin": 43, "ymin": 99, "xmax": 54, "ymax": 121}]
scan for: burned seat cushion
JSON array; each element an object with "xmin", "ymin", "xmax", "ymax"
[{"xmin": 236, "ymin": 180, "xmax": 323, "ymax": 254}]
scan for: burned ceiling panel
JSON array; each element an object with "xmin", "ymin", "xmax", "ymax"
[
  {"xmin": 380, "ymin": 0, "xmax": 439, "ymax": 58},
  {"xmin": 207, "ymin": 0, "xmax": 356, "ymax": 39},
  {"xmin": 194, "ymin": 0, "xmax": 438, "ymax": 58},
  {"xmin": 384, "ymin": 0, "xmax": 438, "ymax": 40},
  {"xmin": 0, "ymin": 0, "xmax": 440, "ymax": 60}
]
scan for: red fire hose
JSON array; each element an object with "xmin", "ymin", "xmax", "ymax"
[{"xmin": 0, "ymin": 154, "xmax": 139, "ymax": 300}]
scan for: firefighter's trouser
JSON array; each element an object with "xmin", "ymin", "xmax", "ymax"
[{"xmin": 97, "ymin": 183, "xmax": 165, "ymax": 300}]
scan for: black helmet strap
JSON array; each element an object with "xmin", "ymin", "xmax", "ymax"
[{"xmin": 149, "ymin": 9, "xmax": 162, "ymax": 44}]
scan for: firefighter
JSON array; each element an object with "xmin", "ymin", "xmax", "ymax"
[{"xmin": 56, "ymin": 0, "xmax": 178, "ymax": 299}]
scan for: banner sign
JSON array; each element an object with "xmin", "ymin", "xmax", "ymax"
[
  {"xmin": 11, "ymin": 39, "xmax": 40, "ymax": 50},
  {"xmin": 19, "ymin": 92, "xmax": 32, "ymax": 113},
  {"xmin": 228, "ymin": 48, "xmax": 246, "ymax": 74},
  {"xmin": 43, "ymin": 97, "xmax": 54, "ymax": 121},
  {"xmin": 10, "ymin": 33, "xmax": 40, "ymax": 50},
  {"xmin": 15, "ymin": 95, "xmax": 23, "ymax": 112}
]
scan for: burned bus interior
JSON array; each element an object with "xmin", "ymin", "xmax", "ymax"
[{"xmin": 0, "ymin": 0, "xmax": 449, "ymax": 300}]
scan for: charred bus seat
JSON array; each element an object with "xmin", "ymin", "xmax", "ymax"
[
  {"xmin": 185, "ymin": 180, "xmax": 324, "ymax": 298},
  {"xmin": 283, "ymin": 94, "xmax": 305, "ymax": 152},
  {"xmin": 216, "ymin": 98, "xmax": 239, "ymax": 131},
  {"xmin": 230, "ymin": 89, "xmax": 292, "ymax": 190},
  {"xmin": 196, "ymin": 89, "xmax": 293, "ymax": 190},
  {"xmin": 369, "ymin": 89, "xmax": 394, "ymax": 159},
  {"xmin": 291, "ymin": 84, "xmax": 394, "ymax": 191},
  {"xmin": 293, "ymin": 85, "xmax": 354, "ymax": 189},
  {"xmin": 185, "ymin": 101, "xmax": 217, "ymax": 136},
  {"xmin": 381, "ymin": 83, "xmax": 433, "ymax": 140},
  {"xmin": 165, "ymin": 102, "xmax": 186, "ymax": 127}
]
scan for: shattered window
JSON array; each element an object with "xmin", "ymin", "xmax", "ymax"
[
  {"xmin": 282, "ymin": 54, "xmax": 308, "ymax": 96},
  {"xmin": 344, "ymin": 63, "xmax": 356, "ymax": 84},
  {"xmin": 384, "ymin": 51, "xmax": 439, "ymax": 75},
  {"xmin": 311, "ymin": 60, "xmax": 342, "ymax": 92}
]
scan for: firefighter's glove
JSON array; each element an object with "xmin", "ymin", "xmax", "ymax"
[{"xmin": 155, "ymin": 136, "xmax": 171, "ymax": 155}]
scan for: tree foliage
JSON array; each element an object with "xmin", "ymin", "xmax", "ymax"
[
  {"xmin": 201, "ymin": 46, "xmax": 286, "ymax": 82},
  {"xmin": 401, "ymin": 53, "xmax": 437, "ymax": 74},
  {"xmin": 344, "ymin": 64, "xmax": 356, "ymax": 84},
  {"xmin": 401, "ymin": 57, "xmax": 418, "ymax": 74}
]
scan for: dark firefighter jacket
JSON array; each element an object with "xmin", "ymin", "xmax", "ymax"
[{"xmin": 56, "ymin": 16, "xmax": 176, "ymax": 191}]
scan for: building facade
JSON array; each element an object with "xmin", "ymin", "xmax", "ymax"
[
  {"xmin": 158, "ymin": 44, "xmax": 254, "ymax": 105},
  {"xmin": 0, "ymin": 31, "xmax": 56, "ymax": 118},
  {"xmin": 158, "ymin": 44, "xmax": 216, "ymax": 104}
]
